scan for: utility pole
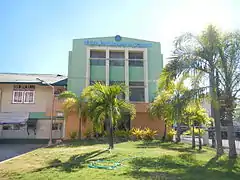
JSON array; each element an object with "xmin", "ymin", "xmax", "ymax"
[{"xmin": 36, "ymin": 78, "xmax": 55, "ymax": 146}]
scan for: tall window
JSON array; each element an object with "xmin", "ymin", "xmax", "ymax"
[
  {"xmin": 12, "ymin": 85, "xmax": 35, "ymax": 104},
  {"xmin": 90, "ymin": 50, "xmax": 106, "ymax": 66},
  {"xmin": 129, "ymin": 51, "xmax": 144, "ymax": 67},
  {"xmin": 109, "ymin": 51, "xmax": 125, "ymax": 66},
  {"xmin": 129, "ymin": 81, "xmax": 145, "ymax": 102}
]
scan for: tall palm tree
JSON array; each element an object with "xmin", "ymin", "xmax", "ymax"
[
  {"xmin": 58, "ymin": 91, "xmax": 88, "ymax": 139},
  {"xmin": 82, "ymin": 83, "xmax": 136, "ymax": 149},
  {"xmin": 165, "ymin": 25, "xmax": 224, "ymax": 156},
  {"xmin": 216, "ymin": 31, "xmax": 240, "ymax": 158}
]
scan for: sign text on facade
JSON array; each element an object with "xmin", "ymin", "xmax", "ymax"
[{"xmin": 84, "ymin": 40, "xmax": 152, "ymax": 48}]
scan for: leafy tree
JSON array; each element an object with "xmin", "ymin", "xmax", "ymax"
[
  {"xmin": 184, "ymin": 103, "xmax": 213, "ymax": 150},
  {"xmin": 58, "ymin": 91, "xmax": 88, "ymax": 139},
  {"xmin": 157, "ymin": 71, "xmax": 203, "ymax": 143},
  {"xmin": 156, "ymin": 71, "xmax": 189, "ymax": 142},
  {"xmin": 165, "ymin": 25, "xmax": 224, "ymax": 156},
  {"xmin": 82, "ymin": 83, "xmax": 136, "ymax": 149}
]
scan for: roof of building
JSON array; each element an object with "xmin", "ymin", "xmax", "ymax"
[
  {"xmin": 0, "ymin": 73, "xmax": 67, "ymax": 85},
  {"xmin": 74, "ymin": 36, "xmax": 160, "ymax": 43}
]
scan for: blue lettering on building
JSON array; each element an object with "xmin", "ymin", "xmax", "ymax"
[{"xmin": 84, "ymin": 40, "xmax": 152, "ymax": 48}]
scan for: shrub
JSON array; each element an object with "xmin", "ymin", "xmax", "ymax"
[
  {"xmin": 130, "ymin": 127, "xmax": 157, "ymax": 141},
  {"xmin": 166, "ymin": 129, "xmax": 176, "ymax": 142},
  {"xmin": 183, "ymin": 127, "xmax": 204, "ymax": 136},
  {"xmin": 114, "ymin": 130, "xmax": 130, "ymax": 139},
  {"xmin": 142, "ymin": 128, "xmax": 157, "ymax": 140},
  {"xmin": 69, "ymin": 131, "xmax": 77, "ymax": 140},
  {"xmin": 130, "ymin": 128, "xmax": 144, "ymax": 140},
  {"xmin": 84, "ymin": 128, "xmax": 93, "ymax": 139}
]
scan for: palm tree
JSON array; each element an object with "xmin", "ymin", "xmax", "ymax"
[
  {"xmin": 58, "ymin": 91, "xmax": 88, "ymax": 139},
  {"xmin": 82, "ymin": 82, "xmax": 136, "ymax": 149},
  {"xmin": 148, "ymin": 92, "xmax": 173, "ymax": 142},
  {"xmin": 169, "ymin": 76, "xmax": 191, "ymax": 143},
  {"xmin": 165, "ymin": 25, "xmax": 224, "ymax": 156},
  {"xmin": 216, "ymin": 31, "xmax": 240, "ymax": 158}
]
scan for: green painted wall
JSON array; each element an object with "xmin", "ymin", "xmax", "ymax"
[
  {"xmin": 68, "ymin": 36, "xmax": 163, "ymax": 101},
  {"xmin": 129, "ymin": 67, "xmax": 144, "ymax": 81},
  {"xmin": 67, "ymin": 39, "xmax": 87, "ymax": 95},
  {"xmin": 147, "ymin": 43, "xmax": 163, "ymax": 102},
  {"xmin": 109, "ymin": 67, "xmax": 125, "ymax": 81},
  {"xmin": 90, "ymin": 66, "xmax": 105, "ymax": 81}
]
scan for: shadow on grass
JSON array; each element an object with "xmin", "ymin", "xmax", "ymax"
[
  {"xmin": 48, "ymin": 138, "xmax": 129, "ymax": 148},
  {"xmin": 49, "ymin": 139, "xmax": 108, "ymax": 148},
  {"xmin": 34, "ymin": 149, "xmax": 117, "ymax": 172},
  {"xmin": 205, "ymin": 155, "xmax": 239, "ymax": 173},
  {"xmin": 136, "ymin": 140, "xmax": 207, "ymax": 153},
  {"xmin": 125, "ymin": 152, "xmax": 240, "ymax": 180}
]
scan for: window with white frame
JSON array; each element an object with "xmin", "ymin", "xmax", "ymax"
[
  {"xmin": 52, "ymin": 123, "xmax": 63, "ymax": 130},
  {"xmin": 12, "ymin": 85, "xmax": 35, "ymax": 104},
  {"xmin": 90, "ymin": 50, "xmax": 106, "ymax": 66},
  {"xmin": 129, "ymin": 81, "xmax": 145, "ymax": 102},
  {"xmin": 2, "ymin": 124, "xmax": 23, "ymax": 130},
  {"xmin": 109, "ymin": 51, "xmax": 125, "ymax": 66},
  {"xmin": 128, "ymin": 51, "xmax": 144, "ymax": 67}
]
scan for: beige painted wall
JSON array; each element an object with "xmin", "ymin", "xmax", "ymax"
[
  {"xmin": 35, "ymin": 120, "xmax": 63, "ymax": 139},
  {"xmin": 0, "ymin": 84, "xmax": 64, "ymax": 139},
  {"xmin": 0, "ymin": 120, "xmax": 63, "ymax": 139},
  {"xmin": 0, "ymin": 84, "xmax": 52, "ymax": 113}
]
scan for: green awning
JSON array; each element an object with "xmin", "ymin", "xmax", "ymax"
[{"xmin": 28, "ymin": 112, "xmax": 64, "ymax": 120}]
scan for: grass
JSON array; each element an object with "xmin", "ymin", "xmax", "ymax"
[{"xmin": 0, "ymin": 140, "xmax": 240, "ymax": 180}]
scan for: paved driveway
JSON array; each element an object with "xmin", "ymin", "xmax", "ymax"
[
  {"xmin": 182, "ymin": 136, "xmax": 240, "ymax": 153},
  {"xmin": 0, "ymin": 144, "xmax": 43, "ymax": 162}
]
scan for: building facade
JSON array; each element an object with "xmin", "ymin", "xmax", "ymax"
[
  {"xmin": 66, "ymin": 35, "xmax": 165, "ymax": 138},
  {"xmin": 0, "ymin": 73, "xmax": 67, "ymax": 141}
]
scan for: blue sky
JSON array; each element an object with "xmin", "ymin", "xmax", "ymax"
[{"xmin": 0, "ymin": 0, "xmax": 239, "ymax": 75}]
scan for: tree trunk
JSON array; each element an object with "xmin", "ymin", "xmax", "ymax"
[
  {"xmin": 211, "ymin": 122, "xmax": 216, "ymax": 148},
  {"xmin": 215, "ymin": 106, "xmax": 224, "ymax": 155},
  {"xmin": 176, "ymin": 123, "xmax": 181, "ymax": 143},
  {"xmin": 78, "ymin": 117, "xmax": 82, "ymax": 140},
  {"xmin": 192, "ymin": 125, "xmax": 195, "ymax": 149},
  {"xmin": 108, "ymin": 109, "xmax": 114, "ymax": 149},
  {"xmin": 226, "ymin": 110, "xmax": 237, "ymax": 158},
  {"xmin": 162, "ymin": 123, "xmax": 167, "ymax": 142},
  {"xmin": 209, "ymin": 73, "xmax": 224, "ymax": 156},
  {"xmin": 198, "ymin": 127, "xmax": 202, "ymax": 150}
]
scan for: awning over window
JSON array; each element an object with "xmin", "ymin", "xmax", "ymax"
[
  {"xmin": 0, "ymin": 112, "xmax": 29, "ymax": 125},
  {"xmin": 28, "ymin": 112, "xmax": 49, "ymax": 120},
  {"xmin": 28, "ymin": 112, "xmax": 64, "ymax": 120}
]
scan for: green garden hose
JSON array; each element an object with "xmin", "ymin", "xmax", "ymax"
[{"xmin": 88, "ymin": 152, "xmax": 144, "ymax": 170}]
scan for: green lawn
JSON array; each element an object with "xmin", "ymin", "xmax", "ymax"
[{"xmin": 0, "ymin": 140, "xmax": 239, "ymax": 180}]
